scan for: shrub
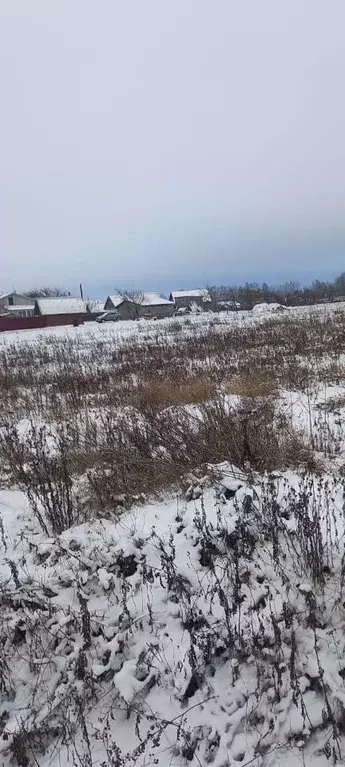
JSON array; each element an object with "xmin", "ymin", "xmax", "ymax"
[{"xmin": 0, "ymin": 421, "xmax": 79, "ymax": 534}]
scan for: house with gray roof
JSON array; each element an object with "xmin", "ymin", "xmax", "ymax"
[
  {"xmin": 170, "ymin": 289, "xmax": 211, "ymax": 311},
  {"xmin": 35, "ymin": 297, "xmax": 88, "ymax": 325},
  {"xmin": 104, "ymin": 293, "xmax": 174, "ymax": 320}
]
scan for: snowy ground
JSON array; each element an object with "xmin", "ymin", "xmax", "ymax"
[
  {"xmin": 2, "ymin": 304, "xmax": 345, "ymax": 766},
  {"xmin": 2, "ymin": 467, "xmax": 345, "ymax": 767},
  {"xmin": 0, "ymin": 300, "xmax": 343, "ymax": 347}
]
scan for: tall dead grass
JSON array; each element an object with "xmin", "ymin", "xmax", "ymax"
[
  {"xmin": 224, "ymin": 372, "xmax": 278, "ymax": 398},
  {"xmin": 131, "ymin": 377, "xmax": 216, "ymax": 410},
  {"xmin": 0, "ymin": 309, "xmax": 343, "ymax": 527},
  {"xmin": 1, "ymin": 310, "xmax": 345, "ymax": 422},
  {"xmin": 0, "ymin": 393, "xmax": 315, "ymax": 528}
]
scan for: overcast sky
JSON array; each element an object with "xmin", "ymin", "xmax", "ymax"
[{"xmin": 1, "ymin": 1, "xmax": 345, "ymax": 296}]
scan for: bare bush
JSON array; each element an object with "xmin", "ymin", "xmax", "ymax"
[
  {"xmin": 0, "ymin": 422, "xmax": 79, "ymax": 534},
  {"xmin": 85, "ymin": 394, "xmax": 314, "ymax": 511}
]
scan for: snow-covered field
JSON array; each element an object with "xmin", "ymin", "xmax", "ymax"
[
  {"xmin": 0, "ymin": 299, "xmax": 342, "ymax": 347},
  {"xmin": 2, "ymin": 304, "xmax": 345, "ymax": 766}
]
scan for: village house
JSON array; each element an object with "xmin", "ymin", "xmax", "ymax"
[
  {"xmin": 0, "ymin": 292, "xmax": 35, "ymax": 317},
  {"xmin": 104, "ymin": 293, "xmax": 174, "ymax": 320},
  {"xmin": 170, "ymin": 289, "xmax": 211, "ymax": 311},
  {"xmin": 34, "ymin": 297, "xmax": 88, "ymax": 325}
]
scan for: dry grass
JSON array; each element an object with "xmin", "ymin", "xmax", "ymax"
[
  {"xmin": 131, "ymin": 377, "xmax": 216, "ymax": 410},
  {"xmin": 223, "ymin": 372, "xmax": 278, "ymax": 398},
  {"xmin": 0, "ymin": 394, "xmax": 317, "ymax": 527},
  {"xmin": 0, "ymin": 308, "xmax": 344, "ymax": 527},
  {"xmin": 2, "ymin": 310, "xmax": 345, "ymax": 422}
]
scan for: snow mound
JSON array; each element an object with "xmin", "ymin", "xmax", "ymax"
[{"xmin": 252, "ymin": 302, "xmax": 287, "ymax": 313}]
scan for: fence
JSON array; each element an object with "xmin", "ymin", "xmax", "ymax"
[{"xmin": 0, "ymin": 315, "xmax": 88, "ymax": 333}]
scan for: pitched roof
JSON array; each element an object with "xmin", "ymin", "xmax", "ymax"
[
  {"xmin": 107, "ymin": 295, "xmax": 126, "ymax": 308},
  {"xmin": 0, "ymin": 292, "xmax": 34, "ymax": 303},
  {"xmin": 141, "ymin": 292, "xmax": 173, "ymax": 306},
  {"xmin": 36, "ymin": 297, "xmax": 87, "ymax": 315},
  {"xmin": 171, "ymin": 289, "xmax": 211, "ymax": 301},
  {"xmin": 107, "ymin": 293, "xmax": 173, "ymax": 308}
]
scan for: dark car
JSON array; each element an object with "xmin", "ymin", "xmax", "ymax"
[{"xmin": 96, "ymin": 311, "xmax": 121, "ymax": 323}]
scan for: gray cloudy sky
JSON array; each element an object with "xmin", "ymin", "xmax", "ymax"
[{"xmin": 1, "ymin": 1, "xmax": 345, "ymax": 296}]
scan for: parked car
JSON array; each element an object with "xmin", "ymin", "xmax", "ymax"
[{"xmin": 96, "ymin": 311, "xmax": 121, "ymax": 323}]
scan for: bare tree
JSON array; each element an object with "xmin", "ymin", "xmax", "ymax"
[
  {"xmin": 205, "ymin": 285, "xmax": 219, "ymax": 312},
  {"xmin": 25, "ymin": 287, "xmax": 69, "ymax": 298},
  {"xmin": 85, "ymin": 300, "xmax": 103, "ymax": 315},
  {"xmin": 114, "ymin": 288, "xmax": 145, "ymax": 320}
]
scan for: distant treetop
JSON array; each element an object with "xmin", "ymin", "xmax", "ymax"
[{"xmin": 24, "ymin": 287, "xmax": 69, "ymax": 298}]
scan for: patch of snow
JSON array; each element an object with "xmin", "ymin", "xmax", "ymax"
[{"xmin": 252, "ymin": 301, "xmax": 287, "ymax": 313}]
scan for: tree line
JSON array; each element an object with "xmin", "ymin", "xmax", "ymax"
[{"xmin": 207, "ymin": 272, "xmax": 345, "ymax": 310}]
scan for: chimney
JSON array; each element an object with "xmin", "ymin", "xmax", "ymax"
[{"xmin": 80, "ymin": 283, "xmax": 84, "ymax": 300}]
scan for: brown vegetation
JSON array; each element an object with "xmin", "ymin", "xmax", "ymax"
[{"xmin": 0, "ymin": 307, "xmax": 344, "ymax": 530}]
